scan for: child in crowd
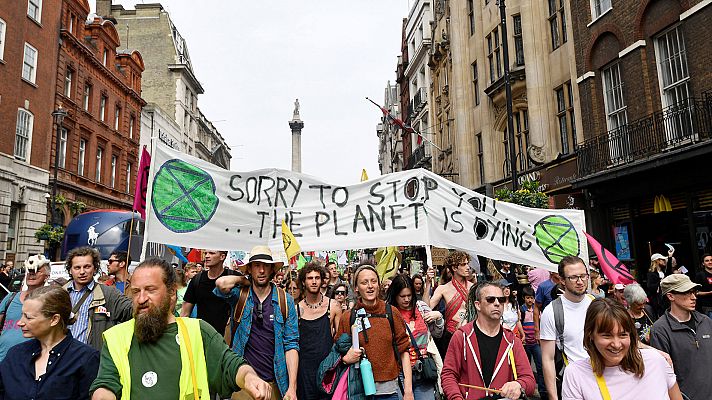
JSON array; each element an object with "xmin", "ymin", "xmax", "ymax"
[{"xmin": 521, "ymin": 286, "xmax": 547, "ymax": 398}]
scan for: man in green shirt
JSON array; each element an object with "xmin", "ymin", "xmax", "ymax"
[{"xmin": 91, "ymin": 258, "xmax": 272, "ymax": 400}]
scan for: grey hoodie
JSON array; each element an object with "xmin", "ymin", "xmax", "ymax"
[{"xmin": 650, "ymin": 310, "xmax": 712, "ymax": 400}]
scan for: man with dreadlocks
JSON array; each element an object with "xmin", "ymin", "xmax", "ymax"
[{"xmin": 429, "ymin": 251, "xmax": 473, "ymax": 358}]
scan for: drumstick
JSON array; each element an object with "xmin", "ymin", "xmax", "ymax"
[{"xmin": 457, "ymin": 383, "xmax": 503, "ymax": 394}]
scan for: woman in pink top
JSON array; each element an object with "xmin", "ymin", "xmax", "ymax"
[{"xmin": 561, "ymin": 298, "xmax": 682, "ymax": 400}]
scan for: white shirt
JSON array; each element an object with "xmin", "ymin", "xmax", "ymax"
[{"xmin": 540, "ymin": 294, "xmax": 592, "ymax": 363}]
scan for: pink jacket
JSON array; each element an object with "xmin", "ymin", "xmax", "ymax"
[{"xmin": 441, "ymin": 322, "xmax": 535, "ymax": 400}]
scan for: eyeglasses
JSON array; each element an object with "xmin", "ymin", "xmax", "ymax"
[
  {"xmin": 564, "ymin": 274, "xmax": 589, "ymax": 283},
  {"xmin": 256, "ymin": 301, "xmax": 263, "ymax": 324},
  {"xmin": 334, "ymin": 291, "xmax": 347, "ymax": 295},
  {"xmin": 483, "ymin": 296, "xmax": 507, "ymax": 304}
]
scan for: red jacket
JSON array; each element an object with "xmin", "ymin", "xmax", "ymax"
[{"xmin": 441, "ymin": 321, "xmax": 535, "ymax": 400}]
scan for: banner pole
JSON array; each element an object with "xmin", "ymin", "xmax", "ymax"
[
  {"xmin": 126, "ymin": 211, "xmax": 136, "ymax": 261},
  {"xmin": 140, "ymin": 139, "xmax": 158, "ymax": 262}
]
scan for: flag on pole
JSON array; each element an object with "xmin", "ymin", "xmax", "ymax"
[
  {"xmin": 297, "ymin": 254, "xmax": 308, "ymax": 270},
  {"xmin": 366, "ymin": 97, "xmax": 439, "ymax": 149},
  {"xmin": 584, "ymin": 232, "xmax": 636, "ymax": 285},
  {"xmin": 282, "ymin": 221, "xmax": 301, "ymax": 259},
  {"xmin": 375, "ymin": 246, "xmax": 402, "ymax": 281},
  {"xmin": 361, "ymin": 169, "xmax": 369, "ymax": 182},
  {"xmin": 133, "ymin": 146, "xmax": 151, "ymax": 218}
]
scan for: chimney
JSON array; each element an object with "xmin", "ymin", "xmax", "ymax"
[{"xmin": 96, "ymin": 0, "xmax": 112, "ymax": 18}]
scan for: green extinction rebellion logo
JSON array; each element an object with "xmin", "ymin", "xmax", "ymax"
[
  {"xmin": 151, "ymin": 159, "xmax": 218, "ymax": 233},
  {"xmin": 533, "ymin": 215, "xmax": 580, "ymax": 264}
]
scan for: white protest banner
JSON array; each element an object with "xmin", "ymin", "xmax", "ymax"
[{"xmin": 143, "ymin": 144, "xmax": 587, "ymax": 271}]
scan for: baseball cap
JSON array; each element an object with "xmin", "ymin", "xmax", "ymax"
[
  {"xmin": 497, "ymin": 279, "xmax": 512, "ymax": 287},
  {"xmin": 651, "ymin": 253, "xmax": 667, "ymax": 262},
  {"xmin": 660, "ymin": 274, "xmax": 701, "ymax": 295}
]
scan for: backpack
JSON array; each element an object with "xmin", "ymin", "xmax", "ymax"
[{"xmin": 226, "ymin": 284, "xmax": 287, "ymax": 346}]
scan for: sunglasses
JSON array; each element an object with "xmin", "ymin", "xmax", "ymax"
[
  {"xmin": 334, "ymin": 291, "xmax": 347, "ymax": 295},
  {"xmin": 483, "ymin": 296, "xmax": 507, "ymax": 304},
  {"xmin": 256, "ymin": 301, "xmax": 263, "ymax": 324},
  {"xmin": 107, "ymin": 259, "xmax": 120, "ymax": 264}
]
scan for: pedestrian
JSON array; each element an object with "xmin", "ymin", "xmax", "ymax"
[
  {"xmin": 0, "ymin": 286, "xmax": 99, "ymax": 399},
  {"xmin": 650, "ymin": 274, "xmax": 712, "ymax": 400},
  {"xmin": 612, "ymin": 283, "xmax": 627, "ymax": 306},
  {"xmin": 589, "ymin": 270, "xmax": 606, "ymax": 299},
  {"xmin": 540, "ymin": 256, "xmax": 594, "ymax": 400},
  {"xmin": 441, "ymin": 281, "xmax": 536, "ymax": 400},
  {"xmin": 520, "ymin": 285, "xmax": 546, "ymax": 398},
  {"xmin": 286, "ymin": 277, "xmax": 302, "ymax": 303},
  {"xmin": 693, "ymin": 253, "xmax": 712, "ymax": 318},
  {"xmin": 332, "ymin": 282, "xmax": 351, "ymax": 311},
  {"xmin": 387, "ymin": 274, "xmax": 444, "ymax": 400},
  {"xmin": 561, "ymin": 298, "xmax": 682, "ymax": 400},
  {"xmin": 63, "ymin": 246, "xmax": 133, "ymax": 350},
  {"xmin": 104, "ymin": 251, "xmax": 131, "ymax": 295},
  {"xmin": 90, "ymin": 258, "xmax": 272, "ymax": 400},
  {"xmin": 295, "ymin": 262, "xmax": 341, "ymax": 400},
  {"xmin": 381, "ymin": 278, "xmax": 392, "ymax": 300},
  {"xmin": 0, "ymin": 255, "xmax": 51, "ymax": 361},
  {"xmin": 215, "ymin": 246, "xmax": 299, "ymax": 400},
  {"xmin": 528, "ymin": 267, "xmax": 551, "ymax": 294},
  {"xmin": 174, "ymin": 268, "xmax": 187, "ymax": 316},
  {"xmin": 181, "ymin": 250, "xmax": 240, "ymax": 335},
  {"xmin": 647, "ymin": 251, "xmax": 673, "ymax": 317},
  {"xmin": 0, "ymin": 263, "xmax": 11, "ymax": 294},
  {"xmin": 429, "ymin": 251, "xmax": 474, "ymax": 358},
  {"xmin": 412, "ymin": 274, "xmax": 425, "ymax": 301},
  {"xmin": 273, "ymin": 271, "xmax": 285, "ymax": 288},
  {"xmin": 324, "ymin": 261, "xmax": 345, "ymax": 297},
  {"xmin": 499, "ymin": 279, "xmax": 525, "ymax": 340},
  {"xmin": 623, "ymin": 283, "xmax": 655, "ymax": 344},
  {"xmin": 335, "ymin": 264, "xmax": 414, "ymax": 400}
]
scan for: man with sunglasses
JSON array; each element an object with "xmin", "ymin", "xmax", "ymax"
[
  {"xmin": 650, "ymin": 274, "xmax": 712, "ymax": 400},
  {"xmin": 539, "ymin": 256, "xmax": 592, "ymax": 400},
  {"xmin": 442, "ymin": 281, "xmax": 535, "ymax": 400},
  {"xmin": 105, "ymin": 251, "xmax": 131, "ymax": 295}
]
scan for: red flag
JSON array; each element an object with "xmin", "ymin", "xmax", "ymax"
[
  {"xmin": 584, "ymin": 231, "xmax": 636, "ymax": 285},
  {"xmin": 132, "ymin": 146, "xmax": 151, "ymax": 218}
]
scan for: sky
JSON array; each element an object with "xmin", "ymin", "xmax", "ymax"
[{"xmin": 97, "ymin": 0, "xmax": 413, "ymax": 185}]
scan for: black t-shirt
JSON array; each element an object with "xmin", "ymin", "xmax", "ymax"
[
  {"xmin": 695, "ymin": 270, "xmax": 712, "ymax": 308},
  {"xmin": 183, "ymin": 269, "xmax": 237, "ymax": 333},
  {"xmin": 474, "ymin": 323, "xmax": 503, "ymax": 387}
]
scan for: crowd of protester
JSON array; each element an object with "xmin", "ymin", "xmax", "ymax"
[{"xmin": 0, "ymin": 247, "xmax": 709, "ymax": 399}]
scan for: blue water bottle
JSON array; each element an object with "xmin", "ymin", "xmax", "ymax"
[{"xmin": 360, "ymin": 357, "xmax": 376, "ymax": 396}]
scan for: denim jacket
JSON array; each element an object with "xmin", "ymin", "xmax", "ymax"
[{"xmin": 214, "ymin": 283, "xmax": 299, "ymax": 396}]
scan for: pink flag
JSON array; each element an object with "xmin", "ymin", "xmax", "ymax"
[
  {"xmin": 132, "ymin": 146, "xmax": 151, "ymax": 218},
  {"xmin": 584, "ymin": 231, "xmax": 636, "ymax": 285}
]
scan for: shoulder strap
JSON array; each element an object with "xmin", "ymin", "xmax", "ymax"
[
  {"xmin": 233, "ymin": 286, "xmax": 251, "ymax": 324},
  {"xmin": 404, "ymin": 323, "xmax": 424, "ymax": 360},
  {"xmin": 72, "ymin": 287, "xmax": 94, "ymax": 314},
  {"xmin": 385, "ymin": 304, "xmax": 405, "ymax": 395},
  {"xmin": 0, "ymin": 292, "xmax": 18, "ymax": 335},
  {"xmin": 552, "ymin": 297, "xmax": 565, "ymax": 351},
  {"xmin": 594, "ymin": 370, "xmax": 612, "ymax": 400},
  {"xmin": 277, "ymin": 287, "xmax": 287, "ymax": 322}
]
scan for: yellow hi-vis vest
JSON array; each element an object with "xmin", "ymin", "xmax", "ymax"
[{"xmin": 103, "ymin": 317, "xmax": 210, "ymax": 400}]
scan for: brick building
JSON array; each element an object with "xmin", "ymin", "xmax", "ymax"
[
  {"xmin": 0, "ymin": 0, "xmax": 62, "ymax": 263},
  {"xmin": 52, "ymin": 0, "xmax": 144, "ymax": 226},
  {"xmin": 570, "ymin": 0, "xmax": 712, "ymax": 273}
]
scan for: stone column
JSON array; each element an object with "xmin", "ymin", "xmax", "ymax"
[{"xmin": 288, "ymin": 99, "xmax": 304, "ymax": 173}]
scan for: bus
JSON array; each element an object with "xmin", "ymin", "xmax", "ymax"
[{"xmin": 61, "ymin": 210, "xmax": 144, "ymax": 261}]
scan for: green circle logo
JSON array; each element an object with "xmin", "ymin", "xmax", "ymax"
[
  {"xmin": 533, "ymin": 215, "xmax": 580, "ymax": 264},
  {"xmin": 151, "ymin": 159, "xmax": 218, "ymax": 233}
]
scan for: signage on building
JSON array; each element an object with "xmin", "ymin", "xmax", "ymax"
[{"xmin": 158, "ymin": 129, "xmax": 179, "ymax": 149}]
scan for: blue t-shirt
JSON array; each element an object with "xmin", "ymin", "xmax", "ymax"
[
  {"xmin": 535, "ymin": 279, "xmax": 556, "ymax": 311},
  {"xmin": 0, "ymin": 293, "xmax": 29, "ymax": 362},
  {"xmin": 243, "ymin": 288, "xmax": 276, "ymax": 382}
]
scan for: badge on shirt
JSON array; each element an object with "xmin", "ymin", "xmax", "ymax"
[
  {"xmin": 355, "ymin": 309, "xmax": 371, "ymax": 333},
  {"xmin": 142, "ymin": 371, "xmax": 158, "ymax": 388},
  {"xmin": 95, "ymin": 306, "xmax": 111, "ymax": 317}
]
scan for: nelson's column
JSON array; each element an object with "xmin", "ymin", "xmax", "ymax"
[{"xmin": 289, "ymin": 99, "xmax": 304, "ymax": 172}]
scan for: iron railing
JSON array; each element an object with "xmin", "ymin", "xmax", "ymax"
[
  {"xmin": 577, "ymin": 97, "xmax": 712, "ymax": 177},
  {"xmin": 406, "ymin": 144, "xmax": 432, "ymax": 170}
]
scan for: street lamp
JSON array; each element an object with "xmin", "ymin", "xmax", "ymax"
[
  {"xmin": 498, "ymin": 0, "xmax": 518, "ymax": 191},
  {"xmin": 50, "ymin": 106, "xmax": 68, "ymax": 227}
]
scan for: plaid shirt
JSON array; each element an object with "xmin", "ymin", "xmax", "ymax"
[{"xmin": 214, "ymin": 283, "xmax": 299, "ymax": 396}]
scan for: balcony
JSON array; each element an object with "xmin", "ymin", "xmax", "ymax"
[
  {"xmin": 406, "ymin": 144, "xmax": 432, "ymax": 170},
  {"xmin": 577, "ymin": 96, "xmax": 712, "ymax": 178},
  {"xmin": 414, "ymin": 87, "xmax": 428, "ymax": 113}
]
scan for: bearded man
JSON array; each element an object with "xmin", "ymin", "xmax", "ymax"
[{"xmin": 91, "ymin": 258, "xmax": 272, "ymax": 400}]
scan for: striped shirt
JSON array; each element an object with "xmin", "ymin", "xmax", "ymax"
[{"xmin": 68, "ymin": 280, "xmax": 95, "ymax": 344}]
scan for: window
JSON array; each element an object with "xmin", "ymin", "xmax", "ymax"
[
  {"xmin": 472, "ymin": 61, "xmax": 480, "ymax": 106},
  {"xmin": 102, "ymin": 49, "xmax": 108, "ymax": 66},
  {"xmin": 126, "ymin": 161, "xmax": 132, "ymax": 193},
  {"xmin": 129, "ymin": 115, "xmax": 135, "ymax": 139},
  {"xmin": 467, "ymin": 0, "xmax": 475, "ymax": 36},
  {"xmin": 487, "ymin": 28, "xmax": 502, "ymax": 83},
  {"xmin": 110, "ymin": 155, "xmax": 117, "ymax": 188},
  {"xmin": 96, "ymin": 147, "xmax": 103, "ymax": 182},
  {"xmin": 556, "ymin": 87, "xmax": 569, "ymax": 154},
  {"xmin": 14, "ymin": 109, "xmax": 33, "ymax": 161},
  {"xmin": 6, "ymin": 203, "xmax": 19, "ymax": 252},
  {"xmin": 100, "ymin": 96, "xmax": 107, "ymax": 121},
  {"xmin": 58, "ymin": 128, "xmax": 67, "ymax": 168},
  {"xmin": 655, "ymin": 25, "xmax": 691, "ymax": 143},
  {"xmin": 83, "ymin": 84, "xmax": 91, "ymax": 111},
  {"xmin": 22, "ymin": 43, "xmax": 38, "ymax": 83},
  {"xmin": 476, "ymin": 133, "xmax": 485, "ymax": 183},
  {"xmin": 513, "ymin": 15, "xmax": 525, "ymax": 66},
  {"xmin": 568, "ymin": 83, "xmax": 577, "ymax": 148},
  {"xmin": 515, "ymin": 109, "xmax": 530, "ymax": 170},
  {"xmin": 0, "ymin": 18, "xmax": 6, "ymax": 60},
  {"xmin": 78, "ymin": 139, "xmax": 86, "ymax": 176},
  {"xmin": 27, "ymin": 0, "xmax": 42, "ymax": 22},
  {"xmin": 602, "ymin": 63, "xmax": 627, "ymax": 132},
  {"xmin": 503, "ymin": 128, "xmax": 510, "ymax": 176},
  {"xmin": 114, "ymin": 106, "xmax": 121, "ymax": 130},
  {"xmin": 548, "ymin": 0, "xmax": 566, "ymax": 50},
  {"xmin": 64, "ymin": 69, "xmax": 73, "ymax": 98},
  {"xmin": 591, "ymin": 0, "xmax": 612, "ymax": 20}
]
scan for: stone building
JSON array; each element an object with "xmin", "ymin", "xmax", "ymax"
[
  {"xmin": 377, "ymin": 81, "xmax": 404, "ymax": 174},
  {"xmin": 0, "ymin": 0, "xmax": 62, "ymax": 263},
  {"xmin": 52, "ymin": 0, "xmax": 145, "ymax": 227},
  {"xmin": 428, "ymin": 0, "xmax": 582, "ymax": 203},
  {"xmin": 570, "ymin": 0, "xmax": 712, "ymax": 271},
  {"xmin": 100, "ymin": 1, "xmax": 231, "ymax": 169}
]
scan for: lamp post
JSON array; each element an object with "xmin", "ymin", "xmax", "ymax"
[
  {"xmin": 498, "ymin": 0, "xmax": 518, "ymax": 191},
  {"xmin": 50, "ymin": 106, "xmax": 67, "ymax": 259}
]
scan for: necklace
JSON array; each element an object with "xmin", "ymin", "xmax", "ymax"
[{"xmin": 305, "ymin": 294, "xmax": 324, "ymax": 309}]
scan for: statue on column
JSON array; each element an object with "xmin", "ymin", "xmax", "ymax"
[{"xmin": 293, "ymin": 99, "xmax": 300, "ymax": 118}]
